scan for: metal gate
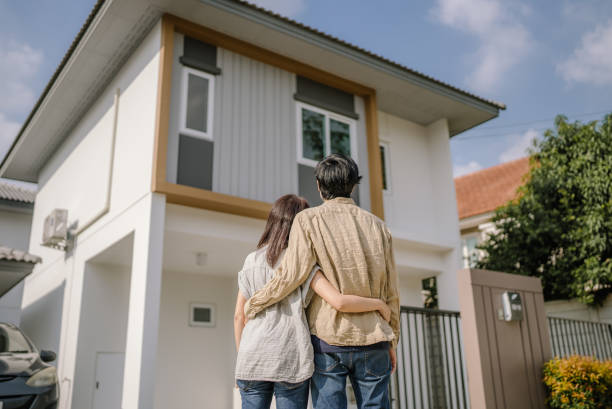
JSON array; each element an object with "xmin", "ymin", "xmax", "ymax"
[{"xmin": 392, "ymin": 306, "xmax": 469, "ymax": 409}]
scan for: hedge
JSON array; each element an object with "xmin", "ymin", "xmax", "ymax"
[{"xmin": 543, "ymin": 355, "xmax": 612, "ymax": 409}]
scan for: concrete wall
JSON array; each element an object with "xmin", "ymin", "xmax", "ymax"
[
  {"xmin": 72, "ymin": 263, "xmax": 131, "ymax": 409},
  {"xmin": 154, "ymin": 272, "xmax": 236, "ymax": 409},
  {"xmin": 379, "ymin": 112, "xmax": 462, "ymax": 309},
  {"xmin": 546, "ymin": 295, "xmax": 612, "ymax": 325},
  {"xmin": 0, "ymin": 207, "xmax": 32, "ymax": 250},
  {"xmin": 0, "ymin": 206, "xmax": 33, "ymax": 325}
]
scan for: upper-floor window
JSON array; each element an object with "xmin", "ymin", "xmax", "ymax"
[
  {"xmin": 379, "ymin": 142, "xmax": 391, "ymax": 193},
  {"xmin": 297, "ymin": 102, "xmax": 357, "ymax": 167},
  {"xmin": 179, "ymin": 67, "xmax": 215, "ymax": 141}
]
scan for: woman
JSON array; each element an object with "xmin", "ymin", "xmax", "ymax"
[{"xmin": 234, "ymin": 194, "xmax": 390, "ymax": 409}]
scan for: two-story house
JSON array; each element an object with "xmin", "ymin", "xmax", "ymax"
[{"xmin": 0, "ymin": 1, "xmax": 504, "ymax": 408}]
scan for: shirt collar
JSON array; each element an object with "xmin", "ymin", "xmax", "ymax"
[{"xmin": 324, "ymin": 197, "xmax": 356, "ymax": 206}]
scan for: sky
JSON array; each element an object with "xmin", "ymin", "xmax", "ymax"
[{"xmin": 1, "ymin": 0, "xmax": 612, "ymax": 183}]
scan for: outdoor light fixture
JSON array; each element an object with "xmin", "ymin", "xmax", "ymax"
[{"xmin": 499, "ymin": 291, "xmax": 523, "ymax": 322}]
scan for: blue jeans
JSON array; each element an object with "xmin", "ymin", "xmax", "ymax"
[
  {"xmin": 311, "ymin": 349, "xmax": 391, "ymax": 409},
  {"xmin": 237, "ymin": 379, "xmax": 310, "ymax": 409}
]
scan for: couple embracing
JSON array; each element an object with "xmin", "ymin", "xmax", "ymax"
[{"xmin": 234, "ymin": 154, "xmax": 399, "ymax": 409}]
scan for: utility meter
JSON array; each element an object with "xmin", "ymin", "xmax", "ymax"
[{"xmin": 500, "ymin": 291, "xmax": 523, "ymax": 322}]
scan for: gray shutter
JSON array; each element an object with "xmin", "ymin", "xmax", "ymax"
[
  {"xmin": 295, "ymin": 76, "xmax": 357, "ymax": 119},
  {"xmin": 177, "ymin": 135, "xmax": 214, "ymax": 190},
  {"xmin": 180, "ymin": 36, "xmax": 221, "ymax": 75}
]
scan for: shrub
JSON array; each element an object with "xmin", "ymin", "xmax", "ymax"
[{"xmin": 543, "ymin": 355, "xmax": 612, "ymax": 409}]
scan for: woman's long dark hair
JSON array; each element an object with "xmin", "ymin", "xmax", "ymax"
[{"xmin": 257, "ymin": 194, "xmax": 309, "ymax": 267}]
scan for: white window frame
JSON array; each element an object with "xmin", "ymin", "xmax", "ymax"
[
  {"xmin": 379, "ymin": 141, "xmax": 392, "ymax": 194},
  {"xmin": 179, "ymin": 67, "xmax": 215, "ymax": 141},
  {"xmin": 189, "ymin": 303, "xmax": 216, "ymax": 328},
  {"xmin": 296, "ymin": 102, "xmax": 358, "ymax": 168}
]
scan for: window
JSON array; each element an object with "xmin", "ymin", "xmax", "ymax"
[
  {"xmin": 297, "ymin": 102, "xmax": 358, "ymax": 205},
  {"xmin": 297, "ymin": 102, "xmax": 357, "ymax": 166},
  {"xmin": 179, "ymin": 67, "xmax": 215, "ymax": 141},
  {"xmin": 189, "ymin": 303, "xmax": 216, "ymax": 327},
  {"xmin": 379, "ymin": 142, "xmax": 391, "ymax": 193},
  {"xmin": 461, "ymin": 235, "xmax": 481, "ymax": 268}
]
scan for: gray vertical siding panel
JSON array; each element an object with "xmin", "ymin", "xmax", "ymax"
[{"xmin": 214, "ymin": 48, "xmax": 297, "ymax": 203}]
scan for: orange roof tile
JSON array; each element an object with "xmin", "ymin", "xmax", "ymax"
[{"xmin": 455, "ymin": 157, "xmax": 530, "ymax": 220}]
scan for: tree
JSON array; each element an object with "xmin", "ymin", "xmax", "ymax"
[{"xmin": 477, "ymin": 114, "xmax": 612, "ymax": 305}]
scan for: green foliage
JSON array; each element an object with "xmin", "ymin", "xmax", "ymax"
[
  {"xmin": 477, "ymin": 114, "xmax": 612, "ymax": 305},
  {"xmin": 543, "ymin": 356, "xmax": 612, "ymax": 409}
]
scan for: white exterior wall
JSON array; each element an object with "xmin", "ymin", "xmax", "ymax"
[
  {"xmin": 379, "ymin": 112, "xmax": 462, "ymax": 309},
  {"xmin": 546, "ymin": 295, "xmax": 612, "ymax": 325},
  {"xmin": 154, "ymin": 272, "xmax": 236, "ymax": 409},
  {"xmin": 0, "ymin": 207, "xmax": 32, "ymax": 324},
  {"xmin": 0, "ymin": 207, "xmax": 32, "ymax": 250},
  {"xmin": 18, "ymin": 21, "xmax": 163, "ymax": 409}
]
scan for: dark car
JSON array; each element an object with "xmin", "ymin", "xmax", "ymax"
[{"xmin": 0, "ymin": 323, "xmax": 58, "ymax": 409}]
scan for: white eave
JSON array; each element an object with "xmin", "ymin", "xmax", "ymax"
[{"xmin": 0, "ymin": 0, "xmax": 504, "ymax": 183}]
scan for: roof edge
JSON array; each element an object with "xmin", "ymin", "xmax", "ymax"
[
  {"xmin": 201, "ymin": 0, "xmax": 506, "ymax": 113},
  {"xmin": 0, "ymin": 0, "xmax": 107, "ymax": 178}
]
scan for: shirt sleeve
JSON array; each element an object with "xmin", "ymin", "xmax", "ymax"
[
  {"xmin": 301, "ymin": 265, "xmax": 320, "ymax": 308},
  {"xmin": 237, "ymin": 270, "xmax": 251, "ymax": 300},
  {"xmin": 244, "ymin": 215, "xmax": 317, "ymax": 319},
  {"xmin": 384, "ymin": 228, "xmax": 400, "ymax": 349}
]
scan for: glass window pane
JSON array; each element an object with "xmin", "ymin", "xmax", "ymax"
[
  {"xmin": 302, "ymin": 109, "xmax": 325, "ymax": 161},
  {"xmin": 380, "ymin": 145, "xmax": 388, "ymax": 190},
  {"xmin": 186, "ymin": 73, "xmax": 209, "ymax": 133},
  {"xmin": 330, "ymin": 119, "xmax": 351, "ymax": 157}
]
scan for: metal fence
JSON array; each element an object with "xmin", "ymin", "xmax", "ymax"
[
  {"xmin": 548, "ymin": 316, "xmax": 612, "ymax": 360},
  {"xmin": 392, "ymin": 306, "xmax": 469, "ymax": 409}
]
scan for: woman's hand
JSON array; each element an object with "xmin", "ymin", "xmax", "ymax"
[{"xmin": 377, "ymin": 301, "xmax": 391, "ymax": 322}]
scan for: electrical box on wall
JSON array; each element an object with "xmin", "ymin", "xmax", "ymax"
[{"xmin": 499, "ymin": 291, "xmax": 523, "ymax": 322}]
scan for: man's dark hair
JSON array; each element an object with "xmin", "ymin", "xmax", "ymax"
[{"xmin": 315, "ymin": 154, "xmax": 362, "ymax": 200}]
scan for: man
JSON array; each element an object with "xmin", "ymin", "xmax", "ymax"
[{"xmin": 245, "ymin": 154, "xmax": 400, "ymax": 409}]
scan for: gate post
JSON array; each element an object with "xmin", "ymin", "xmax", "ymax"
[{"xmin": 457, "ymin": 269, "xmax": 552, "ymax": 409}]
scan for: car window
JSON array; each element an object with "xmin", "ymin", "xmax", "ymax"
[{"xmin": 0, "ymin": 326, "xmax": 33, "ymax": 353}]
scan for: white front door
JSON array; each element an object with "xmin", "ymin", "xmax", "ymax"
[{"xmin": 92, "ymin": 352, "xmax": 125, "ymax": 409}]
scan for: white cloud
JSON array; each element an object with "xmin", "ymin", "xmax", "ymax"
[
  {"xmin": 0, "ymin": 113, "xmax": 21, "ymax": 160},
  {"xmin": 454, "ymin": 160, "xmax": 483, "ymax": 177},
  {"xmin": 0, "ymin": 40, "xmax": 43, "ymax": 116},
  {"xmin": 432, "ymin": 0, "xmax": 532, "ymax": 93},
  {"xmin": 248, "ymin": 0, "xmax": 306, "ymax": 18},
  {"xmin": 557, "ymin": 20, "xmax": 612, "ymax": 85},
  {"xmin": 498, "ymin": 128, "xmax": 538, "ymax": 163}
]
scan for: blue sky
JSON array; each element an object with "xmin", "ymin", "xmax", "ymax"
[{"xmin": 1, "ymin": 0, "xmax": 612, "ymax": 181}]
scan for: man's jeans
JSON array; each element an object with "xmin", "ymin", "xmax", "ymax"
[
  {"xmin": 311, "ymin": 349, "xmax": 391, "ymax": 409},
  {"xmin": 237, "ymin": 379, "xmax": 310, "ymax": 409}
]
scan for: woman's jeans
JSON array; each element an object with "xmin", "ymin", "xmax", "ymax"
[
  {"xmin": 237, "ymin": 379, "xmax": 310, "ymax": 409},
  {"xmin": 311, "ymin": 349, "xmax": 391, "ymax": 409}
]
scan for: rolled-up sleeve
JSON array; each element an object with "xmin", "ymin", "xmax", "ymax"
[
  {"xmin": 244, "ymin": 215, "xmax": 317, "ymax": 319},
  {"xmin": 384, "ymin": 230, "xmax": 400, "ymax": 348}
]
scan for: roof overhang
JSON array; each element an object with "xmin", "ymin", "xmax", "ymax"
[
  {"xmin": 0, "ymin": 261, "xmax": 35, "ymax": 297},
  {"xmin": 0, "ymin": 0, "xmax": 504, "ymax": 182}
]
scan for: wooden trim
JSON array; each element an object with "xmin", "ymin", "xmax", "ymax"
[
  {"xmin": 152, "ymin": 14, "xmax": 385, "ymax": 220},
  {"xmin": 151, "ymin": 16, "xmax": 175, "ymax": 191},
  {"xmin": 165, "ymin": 14, "xmax": 375, "ymax": 97},
  {"xmin": 159, "ymin": 180, "xmax": 271, "ymax": 219},
  {"xmin": 365, "ymin": 93, "xmax": 384, "ymax": 219}
]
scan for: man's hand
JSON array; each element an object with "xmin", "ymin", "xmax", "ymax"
[{"xmin": 389, "ymin": 347, "xmax": 397, "ymax": 373}]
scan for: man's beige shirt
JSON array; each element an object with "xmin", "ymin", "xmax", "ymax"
[{"xmin": 245, "ymin": 197, "xmax": 400, "ymax": 348}]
